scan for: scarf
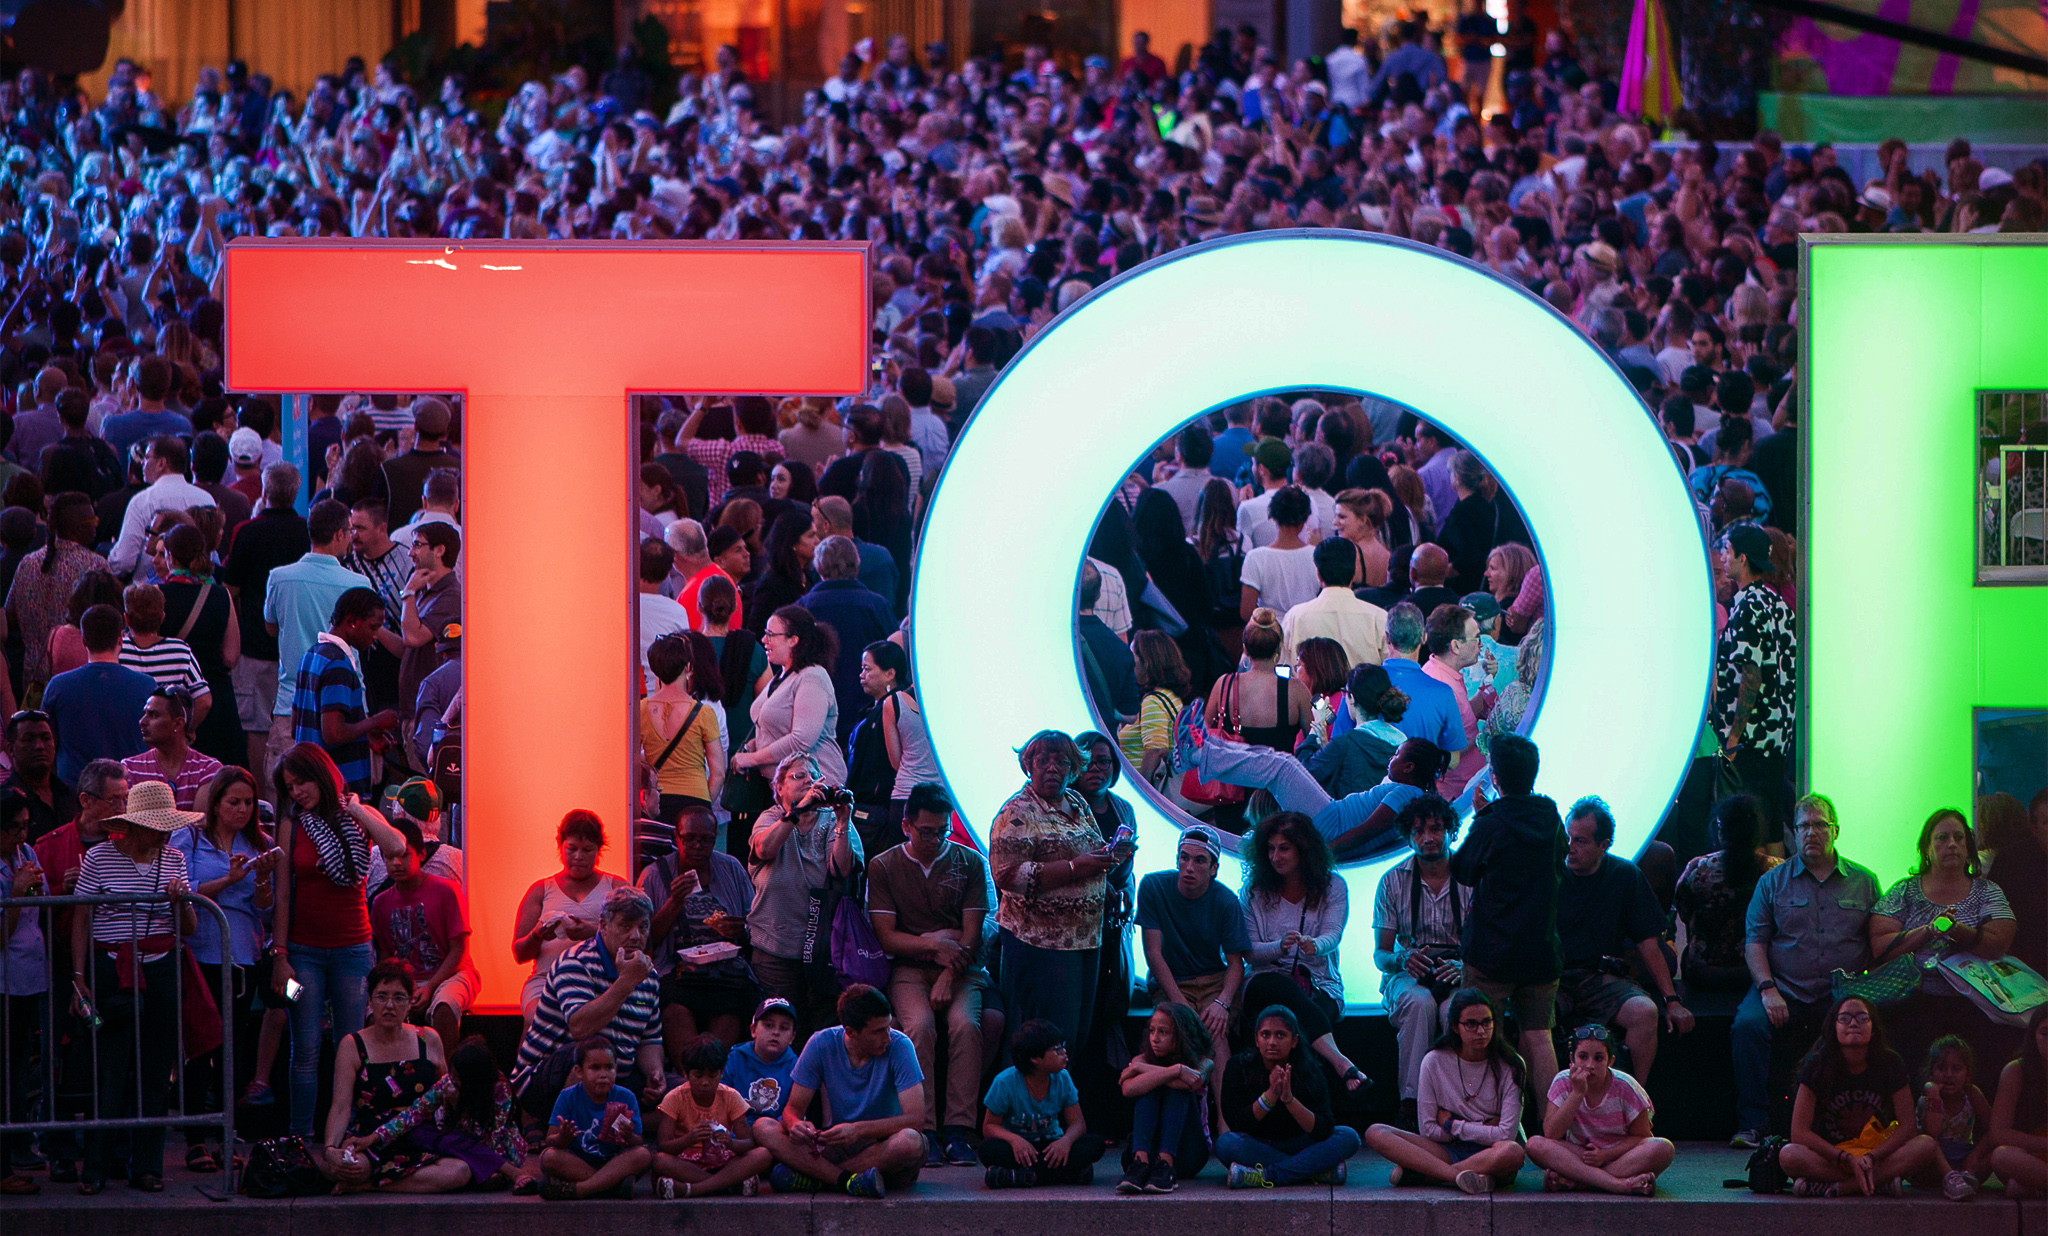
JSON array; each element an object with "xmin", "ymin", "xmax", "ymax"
[{"xmin": 297, "ymin": 806, "xmax": 369, "ymax": 888}]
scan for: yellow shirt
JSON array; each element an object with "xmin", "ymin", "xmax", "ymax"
[{"xmin": 640, "ymin": 697, "xmax": 721, "ymax": 801}]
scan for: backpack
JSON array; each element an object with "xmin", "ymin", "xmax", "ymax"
[
  {"xmin": 844, "ymin": 691, "xmax": 899, "ymax": 806},
  {"xmin": 1746, "ymin": 1135, "xmax": 1789, "ymax": 1194}
]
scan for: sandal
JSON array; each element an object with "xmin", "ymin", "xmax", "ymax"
[
  {"xmin": 77, "ymin": 1175, "xmax": 105, "ymax": 1196},
  {"xmin": 1, "ymin": 1174, "xmax": 39, "ymax": 1196},
  {"xmin": 511, "ymin": 1175, "xmax": 541, "ymax": 1196},
  {"xmin": 1341, "ymin": 1066, "xmax": 1368, "ymax": 1092},
  {"xmin": 186, "ymin": 1145, "xmax": 221, "ymax": 1174},
  {"xmin": 131, "ymin": 1174, "xmax": 164, "ymax": 1193}
]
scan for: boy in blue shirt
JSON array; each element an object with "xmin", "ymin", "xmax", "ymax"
[
  {"xmin": 724, "ymin": 996, "xmax": 800, "ymax": 1121},
  {"xmin": 980, "ymin": 1019, "xmax": 1105, "ymax": 1187},
  {"xmin": 751, "ymin": 984, "xmax": 925, "ymax": 1199},
  {"xmin": 539, "ymin": 1037, "xmax": 654, "ymax": 1199}
]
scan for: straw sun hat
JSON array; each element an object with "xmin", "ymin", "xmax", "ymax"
[{"xmin": 111, "ymin": 780, "xmax": 206, "ymax": 833}]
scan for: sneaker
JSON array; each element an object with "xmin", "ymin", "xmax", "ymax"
[
  {"xmin": 1144, "ymin": 1160, "xmax": 1178, "ymax": 1193},
  {"xmin": 1454, "ymin": 1169, "xmax": 1493, "ymax": 1195},
  {"xmin": 1070, "ymin": 1165, "xmax": 1093, "ymax": 1186},
  {"xmin": 1311, "ymin": 1161, "xmax": 1347, "ymax": 1186},
  {"xmin": 924, "ymin": 1130, "xmax": 944, "ymax": 1168},
  {"xmin": 1226, "ymin": 1164, "xmax": 1272, "ymax": 1190},
  {"xmin": 655, "ymin": 1177, "xmax": 676, "ymax": 1200},
  {"xmin": 1729, "ymin": 1128, "xmax": 1763, "ymax": 1150},
  {"xmin": 1791, "ymin": 1178, "xmax": 1839, "ymax": 1198},
  {"xmin": 844, "ymin": 1168, "xmax": 886, "ymax": 1199},
  {"xmin": 242, "ymin": 1082, "xmax": 276, "ymax": 1107},
  {"xmin": 740, "ymin": 1176, "xmax": 760, "ymax": 1197},
  {"xmin": 1386, "ymin": 1164, "xmax": 1404, "ymax": 1188},
  {"xmin": 1117, "ymin": 1162, "xmax": 1152, "ymax": 1194},
  {"xmin": 1876, "ymin": 1178, "xmax": 1904, "ymax": 1198},
  {"xmin": 1171, "ymin": 699, "xmax": 1207, "ymax": 773},
  {"xmin": 1943, "ymin": 1171, "xmax": 1978, "ymax": 1201},
  {"xmin": 539, "ymin": 1176, "xmax": 580, "ymax": 1201},
  {"xmin": 986, "ymin": 1166, "xmax": 1014, "ymax": 1189},
  {"xmin": 769, "ymin": 1164, "xmax": 823, "ymax": 1194},
  {"xmin": 943, "ymin": 1131, "xmax": 979, "ymax": 1167}
]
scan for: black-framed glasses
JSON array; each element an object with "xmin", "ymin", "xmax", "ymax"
[{"xmin": 1456, "ymin": 1016, "xmax": 1494, "ymax": 1030}]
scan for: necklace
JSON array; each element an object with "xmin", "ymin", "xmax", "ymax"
[{"xmin": 1455, "ymin": 1054, "xmax": 1492, "ymax": 1099}]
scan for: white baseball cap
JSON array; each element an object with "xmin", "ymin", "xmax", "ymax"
[{"xmin": 228, "ymin": 426, "xmax": 264, "ymax": 465}]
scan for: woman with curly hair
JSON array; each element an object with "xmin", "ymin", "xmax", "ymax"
[{"xmin": 1238, "ymin": 812, "xmax": 1367, "ymax": 1091}]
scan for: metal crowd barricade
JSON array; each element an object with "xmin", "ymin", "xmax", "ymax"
[{"xmin": 0, "ymin": 890, "xmax": 236, "ymax": 1196}]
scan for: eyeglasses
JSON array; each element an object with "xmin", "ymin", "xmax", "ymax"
[
  {"xmin": 763, "ymin": 629, "xmax": 791, "ymax": 641},
  {"xmin": 368, "ymin": 991, "xmax": 410, "ymax": 1006},
  {"xmin": 1456, "ymin": 1017, "xmax": 1494, "ymax": 1030},
  {"xmin": 1835, "ymin": 1012, "xmax": 1872, "ymax": 1026}
]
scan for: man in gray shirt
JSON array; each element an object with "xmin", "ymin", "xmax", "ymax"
[
  {"xmin": 1152, "ymin": 424, "xmax": 1217, "ymax": 536},
  {"xmin": 1731, "ymin": 792, "xmax": 1879, "ymax": 1146}
]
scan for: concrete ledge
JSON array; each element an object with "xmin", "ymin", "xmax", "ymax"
[{"xmin": 5, "ymin": 1146, "xmax": 2039, "ymax": 1236}]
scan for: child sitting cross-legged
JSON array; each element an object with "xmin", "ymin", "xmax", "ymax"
[
  {"xmin": 979, "ymin": 1019, "xmax": 1106, "ymax": 1188},
  {"xmin": 652, "ymin": 1034, "xmax": 774, "ymax": 1198},
  {"xmin": 1524, "ymin": 1023, "xmax": 1675, "ymax": 1196},
  {"xmin": 1115, "ymin": 1004, "xmax": 1215, "ymax": 1193},
  {"xmin": 538, "ymin": 1037, "xmax": 655, "ymax": 1200}
]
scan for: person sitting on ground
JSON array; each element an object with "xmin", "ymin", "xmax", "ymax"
[
  {"xmin": 1217, "ymin": 1004, "xmax": 1363, "ymax": 1188},
  {"xmin": 751, "ymin": 983, "xmax": 927, "ymax": 1199},
  {"xmin": 650, "ymin": 1033, "xmax": 774, "ymax": 1198},
  {"xmin": 369, "ymin": 813, "xmax": 478, "ymax": 1048},
  {"xmin": 319, "ymin": 959, "xmax": 470, "ymax": 1195},
  {"xmin": 1914, "ymin": 1035, "xmax": 1992, "ymax": 1199},
  {"xmin": 979, "ymin": 1019, "xmax": 1106, "ymax": 1188},
  {"xmin": 1554, "ymin": 795, "xmax": 1693, "ymax": 1081},
  {"xmin": 724, "ymin": 997, "xmax": 800, "ymax": 1124},
  {"xmin": 1116, "ymin": 1003, "xmax": 1214, "ymax": 1194},
  {"xmin": 1305, "ymin": 663, "xmax": 1409, "ymax": 798},
  {"xmin": 538, "ymin": 1037, "xmax": 655, "ymax": 1200},
  {"xmin": 1986, "ymin": 1006, "xmax": 2047, "ymax": 1199},
  {"xmin": 1238, "ymin": 812, "xmax": 1368, "ymax": 1091},
  {"xmin": 1526, "ymin": 1023, "xmax": 1674, "ymax": 1195},
  {"xmin": 347, "ymin": 1035, "xmax": 526, "ymax": 1193},
  {"xmin": 1364, "ymin": 988, "xmax": 1527, "ymax": 1194},
  {"xmin": 1449, "ymin": 734, "xmax": 1565, "ymax": 1097},
  {"xmin": 1138, "ymin": 825, "xmax": 1249, "ymax": 1052},
  {"xmin": 1373, "ymin": 794, "xmax": 1473, "ymax": 1127},
  {"xmin": 866, "ymin": 781, "xmax": 989, "ymax": 1169},
  {"xmin": 1779, "ymin": 995, "xmax": 1943, "ymax": 1196}
]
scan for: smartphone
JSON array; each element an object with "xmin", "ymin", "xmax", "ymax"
[{"xmin": 283, "ymin": 978, "xmax": 305, "ymax": 1003}]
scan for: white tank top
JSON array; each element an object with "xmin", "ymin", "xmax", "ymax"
[{"xmin": 521, "ymin": 873, "xmax": 621, "ymax": 1007}]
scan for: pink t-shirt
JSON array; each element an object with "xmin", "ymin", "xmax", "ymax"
[
  {"xmin": 1546, "ymin": 1068, "xmax": 1654, "ymax": 1149},
  {"xmin": 370, "ymin": 873, "xmax": 475, "ymax": 979},
  {"xmin": 1422, "ymin": 657, "xmax": 1481, "ymax": 797}
]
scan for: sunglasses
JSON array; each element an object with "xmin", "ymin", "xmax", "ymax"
[{"xmin": 1572, "ymin": 1024, "xmax": 1614, "ymax": 1044}]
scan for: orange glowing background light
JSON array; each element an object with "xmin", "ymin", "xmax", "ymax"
[{"xmin": 223, "ymin": 240, "xmax": 870, "ymax": 1010}]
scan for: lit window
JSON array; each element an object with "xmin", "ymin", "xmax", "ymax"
[{"xmin": 1979, "ymin": 390, "xmax": 2048, "ymax": 584}]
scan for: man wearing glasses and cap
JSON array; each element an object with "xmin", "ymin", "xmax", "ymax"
[{"xmin": 1137, "ymin": 825, "xmax": 1250, "ymax": 1046}]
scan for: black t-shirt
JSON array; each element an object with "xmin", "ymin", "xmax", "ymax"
[
  {"xmin": 218, "ymin": 507, "xmax": 311, "ymax": 661},
  {"xmin": 1799, "ymin": 1048, "xmax": 1909, "ymax": 1145},
  {"xmin": 382, "ymin": 448, "xmax": 461, "ymax": 529},
  {"xmin": 1557, "ymin": 854, "xmax": 1666, "ymax": 970},
  {"xmin": 654, "ymin": 452, "xmax": 710, "ymax": 521}
]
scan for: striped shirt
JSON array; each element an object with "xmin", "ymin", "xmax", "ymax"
[
  {"xmin": 122, "ymin": 747, "xmax": 225, "ymax": 810},
  {"xmin": 343, "ymin": 543, "xmax": 412, "ymax": 631},
  {"xmin": 292, "ymin": 637, "xmax": 372, "ymax": 790},
  {"xmin": 1371, "ymin": 854, "xmax": 1472, "ymax": 978},
  {"xmin": 511, "ymin": 936, "xmax": 662, "ymax": 1091},
  {"xmin": 686, "ymin": 434, "xmax": 785, "ymax": 506},
  {"xmin": 77, "ymin": 840, "xmax": 188, "ymax": 950},
  {"xmin": 119, "ymin": 634, "xmax": 211, "ymax": 700}
]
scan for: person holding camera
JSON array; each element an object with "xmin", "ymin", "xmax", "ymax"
[
  {"xmin": 1373, "ymin": 794, "xmax": 1472, "ymax": 1127},
  {"xmin": 747, "ymin": 754, "xmax": 863, "ymax": 1039}
]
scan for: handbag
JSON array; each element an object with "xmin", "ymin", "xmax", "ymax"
[
  {"xmin": 844, "ymin": 692, "xmax": 899, "ymax": 806},
  {"xmin": 1285, "ymin": 902, "xmax": 1316, "ymax": 995},
  {"xmin": 1178, "ymin": 678, "xmax": 1248, "ymax": 807},
  {"xmin": 1829, "ymin": 952, "xmax": 1923, "ymax": 1009},
  {"xmin": 242, "ymin": 1136, "xmax": 327, "ymax": 1198},
  {"xmin": 830, "ymin": 880, "xmax": 891, "ymax": 990}
]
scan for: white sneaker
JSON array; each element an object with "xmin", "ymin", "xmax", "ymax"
[
  {"xmin": 1943, "ymin": 1171, "xmax": 1978, "ymax": 1201},
  {"xmin": 1455, "ymin": 1170, "xmax": 1493, "ymax": 1195}
]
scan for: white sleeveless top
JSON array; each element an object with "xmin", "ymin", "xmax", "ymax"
[{"xmin": 521, "ymin": 873, "xmax": 621, "ymax": 1007}]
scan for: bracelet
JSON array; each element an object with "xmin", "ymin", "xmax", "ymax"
[{"xmin": 1211, "ymin": 999, "xmax": 1230, "ymax": 1010}]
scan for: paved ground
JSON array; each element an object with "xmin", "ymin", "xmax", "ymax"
[{"xmin": 4, "ymin": 1144, "xmax": 2040, "ymax": 1236}]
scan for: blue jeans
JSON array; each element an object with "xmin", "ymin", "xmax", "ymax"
[
  {"xmin": 1215, "ymin": 1127, "xmax": 1362, "ymax": 1184},
  {"xmin": 1732, "ymin": 983, "xmax": 1823, "ymax": 1133},
  {"xmin": 1123, "ymin": 1088, "xmax": 1209, "ymax": 1175},
  {"xmin": 285, "ymin": 942, "xmax": 374, "ymax": 1135}
]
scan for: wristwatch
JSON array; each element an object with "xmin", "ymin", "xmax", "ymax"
[
  {"xmin": 1757, "ymin": 979, "xmax": 1777, "ymax": 991},
  {"xmin": 1660, "ymin": 992, "xmax": 1681, "ymax": 1005}
]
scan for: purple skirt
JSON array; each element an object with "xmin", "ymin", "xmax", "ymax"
[{"xmin": 406, "ymin": 1125, "xmax": 507, "ymax": 1185}]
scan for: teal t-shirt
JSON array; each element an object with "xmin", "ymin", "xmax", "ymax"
[{"xmin": 982, "ymin": 1066, "xmax": 1079, "ymax": 1142}]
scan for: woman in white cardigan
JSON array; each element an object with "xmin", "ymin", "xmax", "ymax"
[
  {"xmin": 734, "ymin": 605, "xmax": 847, "ymax": 785},
  {"xmin": 1238, "ymin": 812, "xmax": 1369, "ymax": 1091}
]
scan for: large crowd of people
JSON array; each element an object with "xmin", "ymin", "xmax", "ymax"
[{"xmin": 0, "ymin": 8, "xmax": 2044, "ymax": 1207}]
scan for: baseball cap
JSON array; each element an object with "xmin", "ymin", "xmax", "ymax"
[
  {"xmin": 1179, "ymin": 824, "xmax": 1225, "ymax": 859},
  {"xmin": 395, "ymin": 777, "xmax": 443, "ymax": 821},
  {"xmin": 1977, "ymin": 166, "xmax": 2014, "ymax": 189},
  {"xmin": 412, "ymin": 395, "xmax": 452, "ymax": 437},
  {"xmin": 1244, "ymin": 438, "xmax": 1293, "ymax": 477},
  {"xmin": 1723, "ymin": 523, "xmax": 1773, "ymax": 573},
  {"xmin": 753, "ymin": 996, "xmax": 797, "ymax": 1024},
  {"xmin": 227, "ymin": 426, "xmax": 263, "ymax": 465},
  {"xmin": 434, "ymin": 621, "xmax": 462, "ymax": 649},
  {"xmin": 1461, "ymin": 591, "xmax": 1503, "ymax": 621}
]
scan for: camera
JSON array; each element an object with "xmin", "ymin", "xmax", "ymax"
[{"xmin": 811, "ymin": 784, "xmax": 856, "ymax": 808}]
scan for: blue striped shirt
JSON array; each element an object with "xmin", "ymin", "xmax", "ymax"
[
  {"xmin": 512, "ymin": 936, "xmax": 663, "ymax": 1091},
  {"xmin": 291, "ymin": 639, "xmax": 372, "ymax": 790}
]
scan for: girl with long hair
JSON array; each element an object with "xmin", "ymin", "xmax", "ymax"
[
  {"xmin": 1987, "ymin": 1006, "xmax": 2048, "ymax": 1198},
  {"xmin": 1238, "ymin": 812, "xmax": 1367, "ymax": 1091},
  {"xmin": 1215, "ymin": 1004, "xmax": 1363, "ymax": 1187},
  {"xmin": 1115, "ymin": 1003, "xmax": 1214, "ymax": 1192},
  {"xmin": 1780, "ymin": 995, "xmax": 1943, "ymax": 1196},
  {"xmin": 1363, "ymin": 988, "xmax": 1527, "ymax": 1193}
]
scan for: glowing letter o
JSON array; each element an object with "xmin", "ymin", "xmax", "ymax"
[{"xmin": 913, "ymin": 231, "xmax": 1713, "ymax": 1007}]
